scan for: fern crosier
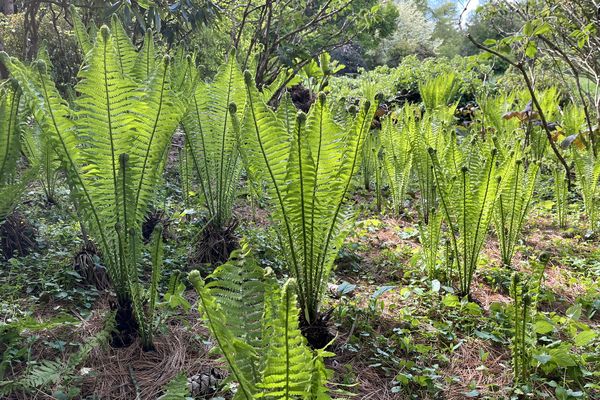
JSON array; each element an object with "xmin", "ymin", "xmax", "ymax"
[{"xmin": 238, "ymin": 76, "xmax": 374, "ymax": 324}]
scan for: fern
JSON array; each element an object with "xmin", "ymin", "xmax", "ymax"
[
  {"xmin": 419, "ymin": 73, "xmax": 458, "ymax": 121},
  {"xmin": 510, "ymin": 261, "xmax": 546, "ymax": 385},
  {"xmin": 430, "ymin": 139, "xmax": 504, "ymax": 296},
  {"xmin": 0, "ymin": 81, "xmax": 38, "ymax": 224},
  {"xmin": 188, "ymin": 247, "xmax": 331, "ymax": 399},
  {"xmin": 361, "ymin": 129, "xmax": 380, "ymax": 192},
  {"xmin": 182, "ymin": 54, "xmax": 245, "ymax": 230},
  {"xmin": 21, "ymin": 117, "xmax": 61, "ymax": 203},
  {"xmin": 238, "ymin": 76, "xmax": 374, "ymax": 323},
  {"xmin": 552, "ymin": 161, "xmax": 569, "ymax": 228},
  {"xmin": 256, "ymin": 280, "xmax": 320, "ymax": 399},
  {"xmin": 380, "ymin": 113, "xmax": 413, "ymax": 215},
  {"xmin": 1, "ymin": 23, "xmax": 186, "ymax": 347},
  {"xmin": 573, "ymin": 148, "xmax": 600, "ymax": 233},
  {"xmin": 494, "ymin": 149, "xmax": 539, "ymax": 267}
]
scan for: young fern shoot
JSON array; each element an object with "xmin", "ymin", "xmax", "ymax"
[
  {"xmin": 510, "ymin": 262, "xmax": 545, "ymax": 386},
  {"xmin": 494, "ymin": 149, "xmax": 539, "ymax": 267},
  {"xmin": 238, "ymin": 74, "xmax": 374, "ymax": 338},
  {"xmin": 381, "ymin": 116, "xmax": 413, "ymax": 216}
]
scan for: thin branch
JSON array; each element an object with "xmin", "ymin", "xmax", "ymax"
[{"xmin": 466, "ymin": 33, "xmax": 573, "ymax": 188}]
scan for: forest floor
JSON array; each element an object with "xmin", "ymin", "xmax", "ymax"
[{"xmin": 1, "ymin": 181, "xmax": 599, "ymax": 400}]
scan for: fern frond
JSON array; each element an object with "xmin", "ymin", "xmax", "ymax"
[
  {"xmin": 70, "ymin": 5, "xmax": 94, "ymax": 57},
  {"xmin": 256, "ymin": 279, "xmax": 318, "ymax": 399},
  {"xmin": 189, "ymin": 270, "xmax": 257, "ymax": 400},
  {"xmin": 182, "ymin": 54, "xmax": 245, "ymax": 228},
  {"xmin": 381, "ymin": 115, "xmax": 413, "ymax": 215},
  {"xmin": 111, "ymin": 15, "xmax": 137, "ymax": 76},
  {"xmin": 494, "ymin": 149, "xmax": 539, "ymax": 266}
]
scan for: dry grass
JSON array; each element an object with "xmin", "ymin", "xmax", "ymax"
[
  {"xmin": 442, "ymin": 337, "xmax": 512, "ymax": 400},
  {"xmin": 80, "ymin": 322, "xmax": 219, "ymax": 400}
]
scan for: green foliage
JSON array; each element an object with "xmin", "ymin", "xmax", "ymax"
[
  {"xmin": 0, "ymin": 10, "xmax": 82, "ymax": 96},
  {"xmin": 380, "ymin": 115, "xmax": 413, "ymax": 215},
  {"xmin": 188, "ymin": 247, "xmax": 332, "ymax": 399},
  {"xmin": 430, "ymin": 139, "xmax": 503, "ymax": 296},
  {"xmin": 494, "ymin": 151, "xmax": 540, "ymax": 267},
  {"xmin": 182, "ymin": 54, "xmax": 245, "ymax": 230},
  {"xmin": 1, "ymin": 315, "xmax": 113, "ymax": 396},
  {"xmin": 161, "ymin": 373, "xmax": 191, "ymax": 399},
  {"xmin": 510, "ymin": 262, "xmax": 545, "ymax": 386},
  {"xmin": 370, "ymin": 0, "xmax": 439, "ymax": 65},
  {"xmin": 0, "ymin": 81, "xmax": 38, "ymax": 224},
  {"xmin": 1, "ymin": 22, "xmax": 188, "ymax": 346},
  {"xmin": 330, "ymin": 56, "xmax": 491, "ymax": 106},
  {"xmin": 552, "ymin": 162, "xmax": 569, "ymax": 228},
  {"xmin": 361, "ymin": 130, "xmax": 381, "ymax": 193},
  {"xmin": 419, "ymin": 72, "xmax": 458, "ymax": 114},
  {"xmin": 239, "ymin": 77, "xmax": 374, "ymax": 322},
  {"xmin": 573, "ymin": 149, "xmax": 600, "ymax": 233}
]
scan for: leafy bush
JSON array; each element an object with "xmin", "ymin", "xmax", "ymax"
[{"xmin": 330, "ymin": 55, "xmax": 493, "ymax": 106}]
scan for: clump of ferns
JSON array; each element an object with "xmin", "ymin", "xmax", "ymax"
[
  {"xmin": 188, "ymin": 245, "xmax": 333, "ymax": 399},
  {"xmin": 573, "ymin": 147, "xmax": 600, "ymax": 235},
  {"xmin": 238, "ymin": 74, "xmax": 374, "ymax": 347},
  {"xmin": 2, "ymin": 19, "xmax": 192, "ymax": 350},
  {"xmin": 494, "ymin": 146, "xmax": 540, "ymax": 268},
  {"xmin": 380, "ymin": 112, "xmax": 413, "ymax": 216},
  {"xmin": 406, "ymin": 107, "xmax": 447, "ymax": 278},
  {"xmin": 552, "ymin": 160, "xmax": 569, "ymax": 228},
  {"xmin": 419, "ymin": 72, "xmax": 458, "ymax": 126},
  {"xmin": 429, "ymin": 137, "xmax": 505, "ymax": 297},
  {"xmin": 0, "ymin": 80, "xmax": 39, "ymax": 259},
  {"xmin": 510, "ymin": 262, "xmax": 546, "ymax": 387},
  {"xmin": 182, "ymin": 54, "xmax": 246, "ymax": 265}
]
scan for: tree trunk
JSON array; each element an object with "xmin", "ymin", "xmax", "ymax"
[{"xmin": 3, "ymin": 0, "xmax": 14, "ymax": 15}]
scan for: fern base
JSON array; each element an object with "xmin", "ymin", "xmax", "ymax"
[
  {"xmin": 300, "ymin": 310, "xmax": 334, "ymax": 350},
  {"xmin": 0, "ymin": 211, "xmax": 36, "ymax": 260},
  {"xmin": 73, "ymin": 242, "xmax": 110, "ymax": 290},
  {"xmin": 188, "ymin": 219, "xmax": 239, "ymax": 268},
  {"xmin": 110, "ymin": 299, "xmax": 139, "ymax": 349}
]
